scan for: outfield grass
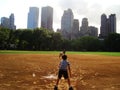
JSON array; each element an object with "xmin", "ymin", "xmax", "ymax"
[
  {"xmin": 67, "ymin": 51, "xmax": 120, "ymax": 56},
  {"xmin": 0, "ymin": 50, "xmax": 120, "ymax": 56},
  {"xmin": 0, "ymin": 50, "xmax": 59, "ymax": 54}
]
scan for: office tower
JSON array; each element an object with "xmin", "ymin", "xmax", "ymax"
[
  {"xmin": 1, "ymin": 17, "xmax": 9, "ymax": 28},
  {"xmin": 109, "ymin": 14, "xmax": 116, "ymax": 33},
  {"xmin": 27, "ymin": 7, "xmax": 39, "ymax": 29},
  {"xmin": 9, "ymin": 13, "xmax": 16, "ymax": 30},
  {"xmin": 100, "ymin": 14, "xmax": 108, "ymax": 37},
  {"xmin": 88, "ymin": 26, "xmax": 98, "ymax": 37},
  {"xmin": 61, "ymin": 9, "xmax": 74, "ymax": 32},
  {"xmin": 100, "ymin": 14, "xmax": 116, "ymax": 38},
  {"xmin": 1, "ymin": 13, "xmax": 16, "ymax": 30},
  {"xmin": 80, "ymin": 18, "xmax": 89, "ymax": 36},
  {"xmin": 41, "ymin": 6, "xmax": 53, "ymax": 30},
  {"xmin": 72, "ymin": 19, "xmax": 79, "ymax": 32},
  {"xmin": 61, "ymin": 9, "xmax": 74, "ymax": 39},
  {"xmin": 71, "ymin": 19, "xmax": 79, "ymax": 39}
]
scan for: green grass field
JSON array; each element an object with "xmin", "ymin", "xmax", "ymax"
[
  {"xmin": 0, "ymin": 50, "xmax": 120, "ymax": 56},
  {"xmin": 0, "ymin": 50, "xmax": 58, "ymax": 54}
]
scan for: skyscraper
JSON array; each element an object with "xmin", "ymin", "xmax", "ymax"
[
  {"xmin": 88, "ymin": 26, "xmax": 98, "ymax": 37},
  {"xmin": 1, "ymin": 13, "xmax": 16, "ymax": 30},
  {"xmin": 100, "ymin": 14, "xmax": 116, "ymax": 38},
  {"xmin": 41, "ymin": 6, "xmax": 53, "ymax": 30},
  {"xmin": 71, "ymin": 19, "xmax": 79, "ymax": 39},
  {"xmin": 61, "ymin": 9, "xmax": 74, "ymax": 32},
  {"xmin": 80, "ymin": 18, "xmax": 89, "ymax": 36},
  {"xmin": 27, "ymin": 7, "xmax": 39, "ymax": 29},
  {"xmin": 1, "ymin": 17, "xmax": 9, "ymax": 28},
  {"xmin": 61, "ymin": 9, "xmax": 74, "ymax": 39},
  {"xmin": 109, "ymin": 14, "xmax": 116, "ymax": 33},
  {"xmin": 72, "ymin": 19, "xmax": 79, "ymax": 32},
  {"xmin": 9, "ymin": 13, "xmax": 16, "ymax": 30}
]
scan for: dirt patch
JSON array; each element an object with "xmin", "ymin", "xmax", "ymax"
[{"xmin": 0, "ymin": 54, "xmax": 120, "ymax": 90}]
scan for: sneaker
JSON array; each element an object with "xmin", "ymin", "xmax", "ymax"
[
  {"xmin": 54, "ymin": 85, "xmax": 58, "ymax": 90},
  {"xmin": 69, "ymin": 86, "xmax": 73, "ymax": 90}
]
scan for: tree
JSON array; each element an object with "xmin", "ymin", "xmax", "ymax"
[
  {"xmin": 19, "ymin": 29, "xmax": 33, "ymax": 50},
  {"xmin": 11, "ymin": 30, "xmax": 23, "ymax": 49},
  {"xmin": 61, "ymin": 39, "xmax": 72, "ymax": 51},
  {"xmin": 0, "ymin": 28, "xmax": 10, "ymax": 49},
  {"xmin": 77, "ymin": 36, "xmax": 101, "ymax": 51},
  {"xmin": 32, "ymin": 28, "xmax": 50, "ymax": 50},
  {"xmin": 49, "ymin": 32, "xmax": 63, "ymax": 50},
  {"xmin": 104, "ymin": 33, "xmax": 120, "ymax": 51}
]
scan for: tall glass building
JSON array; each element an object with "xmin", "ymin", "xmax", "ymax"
[
  {"xmin": 109, "ymin": 14, "xmax": 116, "ymax": 33},
  {"xmin": 61, "ymin": 9, "xmax": 74, "ymax": 32},
  {"xmin": 9, "ymin": 13, "xmax": 16, "ymax": 30},
  {"xmin": 100, "ymin": 14, "xmax": 107, "ymax": 37},
  {"xmin": 27, "ymin": 7, "xmax": 39, "ymax": 29},
  {"xmin": 61, "ymin": 9, "xmax": 74, "ymax": 39},
  {"xmin": 1, "ymin": 13, "xmax": 16, "ymax": 30},
  {"xmin": 100, "ymin": 14, "xmax": 116, "ymax": 38},
  {"xmin": 80, "ymin": 18, "xmax": 89, "ymax": 36},
  {"xmin": 41, "ymin": 6, "xmax": 53, "ymax": 30}
]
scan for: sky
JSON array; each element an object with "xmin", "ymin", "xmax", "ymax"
[{"xmin": 0, "ymin": 0, "xmax": 120, "ymax": 33}]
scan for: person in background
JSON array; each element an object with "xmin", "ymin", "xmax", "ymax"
[{"xmin": 59, "ymin": 49, "xmax": 66, "ymax": 59}]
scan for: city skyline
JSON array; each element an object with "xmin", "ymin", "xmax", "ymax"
[{"xmin": 0, "ymin": 0, "xmax": 120, "ymax": 33}]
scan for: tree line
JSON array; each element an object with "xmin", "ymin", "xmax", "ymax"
[{"xmin": 0, "ymin": 27, "xmax": 120, "ymax": 51}]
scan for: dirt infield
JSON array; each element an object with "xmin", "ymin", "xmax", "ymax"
[{"xmin": 0, "ymin": 54, "xmax": 120, "ymax": 90}]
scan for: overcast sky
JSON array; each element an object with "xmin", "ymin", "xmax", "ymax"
[{"xmin": 0, "ymin": 0, "xmax": 120, "ymax": 33}]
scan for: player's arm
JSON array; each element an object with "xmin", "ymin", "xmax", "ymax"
[
  {"xmin": 59, "ymin": 52, "xmax": 62, "ymax": 59},
  {"xmin": 68, "ymin": 64, "xmax": 71, "ymax": 77}
]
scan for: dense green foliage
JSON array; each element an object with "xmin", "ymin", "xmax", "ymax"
[
  {"xmin": 0, "ymin": 28, "xmax": 10, "ymax": 49},
  {"xmin": 104, "ymin": 33, "xmax": 120, "ymax": 51},
  {"xmin": 0, "ymin": 27, "xmax": 120, "ymax": 51}
]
